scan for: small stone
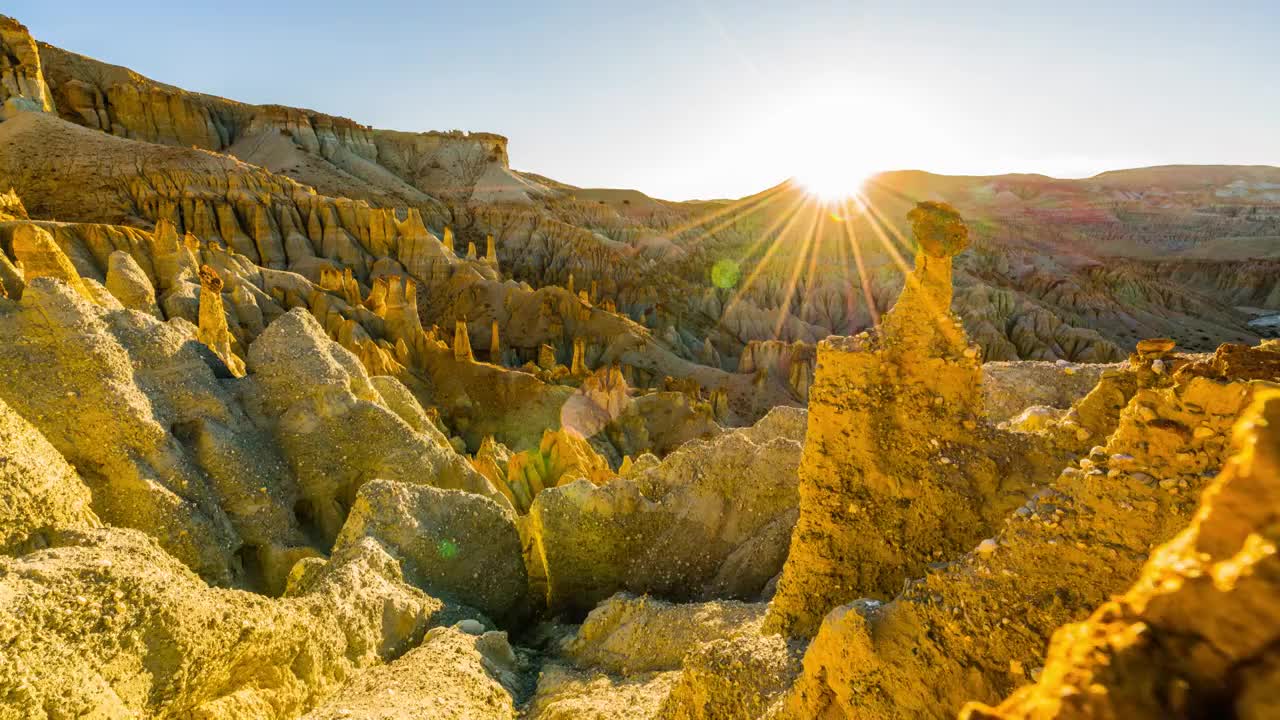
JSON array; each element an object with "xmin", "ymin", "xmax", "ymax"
[
  {"xmin": 977, "ymin": 538, "xmax": 998, "ymax": 555},
  {"xmin": 457, "ymin": 619, "xmax": 484, "ymax": 635},
  {"xmin": 1152, "ymin": 358, "xmax": 1166, "ymax": 374},
  {"xmin": 1136, "ymin": 338, "xmax": 1176, "ymax": 355}
]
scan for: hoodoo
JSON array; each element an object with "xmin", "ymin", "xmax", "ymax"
[{"xmin": 0, "ymin": 10, "xmax": 1277, "ymax": 720}]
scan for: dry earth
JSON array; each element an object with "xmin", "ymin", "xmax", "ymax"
[{"xmin": 1, "ymin": 14, "xmax": 1278, "ymax": 720}]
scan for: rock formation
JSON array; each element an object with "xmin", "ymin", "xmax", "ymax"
[
  {"xmin": 105, "ymin": 249, "xmax": 162, "ymax": 317},
  {"xmin": 774, "ymin": 342, "xmax": 1276, "ymax": 718},
  {"xmin": 0, "ymin": 16, "xmax": 53, "ymax": 117},
  {"xmin": 2, "ymin": 14, "xmax": 1279, "ymax": 720},
  {"xmin": 529, "ymin": 406, "xmax": 805, "ymax": 614},
  {"xmin": 455, "ymin": 318, "xmax": 474, "ymax": 361},
  {"xmin": 11, "ymin": 222, "xmax": 94, "ymax": 301},
  {"xmin": 765, "ymin": 202, "xmax": 1064, "ymax": 637},
  {"xmin": 197, "ymin": 264, "xmax": 246, "ymax": 375},
  {"xmin": 332, "ymin": 479, "xmax": 527, "ymax": 622},
  {"xmin": 962, "ymin": 386, "xmax": 1280, "ymax": 720}
]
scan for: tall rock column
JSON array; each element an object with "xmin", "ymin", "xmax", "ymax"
[
  {"xmin": 489, "ymin": 320, "xmax": 502, "ymax": 364},
  {"xmin": 453, "ymin": 319, "xmax": 473, "ymax": 362},
  {"xmin": 197, "ymin": 265, "xmax": 246, "ymax": 376},
  {"xmin": 570, "ymin": 336, "xmax": 589, "ymax": 376},
  {"xmin": 765, "ymin": 201, "xmax": 1052, "ymax": 638},
  {"xmin": 485, "ymin": 233, "xmax": 498, "ymax": 267}
]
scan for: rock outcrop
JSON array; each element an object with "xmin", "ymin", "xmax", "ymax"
[
  {"xmin": 302, "ymin": 625, "xmax": 528, "ymax": 720},
  {"xmin": 105, "ymin": 248, "xmax": 162, "ymax": 317},
  {"xmin": 529, "ymin": 406, "xmax": 805, "ymax": 614},
  {"xmin": 962, "ymin": 386, "xmax": 1280, "ymax": 720},
  {"xmin": 0, "ymin": 16, "xmax": 53, "ymax": 117},
  {"xmin": 332, "ymin": 479, "xmax": 527, "ymax": 622},
  {"xmin": 197, "ymin": 264, "xmax": 246, "ymax": 375},
  {"xmin": 0, "ymin": 395, "xmax": 99, "ymax": 554},
  {"xmin": 11, "ymin": 222, "xmax": 94, "ymax": 301},
  {"xmin": 0, "ymin": 528, "xmax": 450, "ymax": 718},
  {"xmin": 765, "ymin": 202, "xmax": 1064, "ymax": 637},
  {"xmin": 772, "ymin": 342, "xmax": 1278, "ymax": 719},
  {"xmin": 0, "ymin": 277, "xmax": 307, "ymax": 588},
  {"xmin": 245, "ymin": 309, "xmax": 504, "ymax": 543}
]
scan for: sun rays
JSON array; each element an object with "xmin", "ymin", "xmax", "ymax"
[{"xmin": 677, "ymin": 173, "xmax": 969, "ymax": 348}]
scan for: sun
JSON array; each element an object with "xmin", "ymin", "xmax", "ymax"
[
  {"xmin": 795, "ymin": 167, "xmax": 873, "ymax": 204},
  {"xmin": 791, "ymin": 144, "xmax": 880, "ymax": 204},
  {"xmin": 768, "ymin": 92, "xmax": 902, "ymax": 203}
]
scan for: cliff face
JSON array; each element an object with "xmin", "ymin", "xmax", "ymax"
[
  {"xmin": 0, "ymin": 16, "xmax": 53, "ymax": 117},
  {"xmin": 35, "ymin": 40, "xmax": 536, "ymax": 205}
]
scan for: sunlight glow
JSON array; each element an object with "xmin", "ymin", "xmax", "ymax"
[
  {"xmin": 794, "ymin": 167, "xmax": 873, "ymax": 204},
  {"xmin": 763, "ymin": 88, "xmax": 912, "ymax": 204}
]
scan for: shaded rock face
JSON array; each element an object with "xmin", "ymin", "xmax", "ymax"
[
  {"xmin": 962, "ymin": 387, "xmax": 1280, "ymax": 720},
  {"xmin": 332, "ymin": 479, "xmax": 527, "ymax": 622},
  {"xmin": 526, "ymin": 594, "xmax": 801, "ymax": 720},
  {"xmin": 246, "ymin": 309, "xmax": 505, "ymax": 543},
  {"xmin": 529, "ymin": 406, "xmax": 805, "ymax": 614},
  {"xmin": 765, "ymin": 202, "xmax": 1065, "ymax": 638},
  {"xmin": 302, "ymin": 625, "xmax": 529, "ymax": 720}
]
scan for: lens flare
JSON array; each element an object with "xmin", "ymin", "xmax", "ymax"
[{"xmin": 711, "ymin": 258, "xmax": 741, "ymax": 289}]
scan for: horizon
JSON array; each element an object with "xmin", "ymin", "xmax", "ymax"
[{"xmin": 10, "ymin": 1, "xmax": 1280, "ymax": 200}]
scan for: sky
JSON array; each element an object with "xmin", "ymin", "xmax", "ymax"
[{"xmin": 12, "ymin": 1, "xmax": 1279, "ymax": 200}]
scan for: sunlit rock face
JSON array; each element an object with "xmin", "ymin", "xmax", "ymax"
[
  {"xmin": 2, "ymin": 14, "xmax": 1280, "ymax": 720},
  {"xmin": 765, "ymin": 202, "xmax": 1067, "ymax": 638},
  {"xmin": 962, "ymin": 386, "xmax": 1280, "ymax": 720},
  {"xmin": 773, "ymin": 342, "xmax": 1278, "ymax": 720}
]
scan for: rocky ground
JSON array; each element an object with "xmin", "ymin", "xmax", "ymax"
[{"xmin": 1, "ymin": 13, "xmax": 1279, "ymax": 720}]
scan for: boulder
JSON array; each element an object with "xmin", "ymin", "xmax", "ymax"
[
  {"xmin": 529, "ymin": 406, "xmax": 804, "ymax": 614},
  {"xmin": 246, "ymin": 308, "xmax": 506, "ymax": 543},
  {"xmin": 332, "ymin": 479, "xmax": 527, "ymax": 621}
]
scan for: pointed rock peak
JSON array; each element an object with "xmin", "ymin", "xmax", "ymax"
[
  {"xmin": 11, "ymin": 223, "xmax": 95, "ymax": 302},
  {"xmin": 453, "ymin": 319, "xmax": 473, "ymax": 362}
]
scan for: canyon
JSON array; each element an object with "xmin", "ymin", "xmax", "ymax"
[{"xmin": 1, "ymin": 14, "xmax": 1278, "ymax": 720}]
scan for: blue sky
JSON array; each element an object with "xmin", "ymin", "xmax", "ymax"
[{"xmin": 13, "ymin": 1, "xmax": 1279, "ymax": 199}]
